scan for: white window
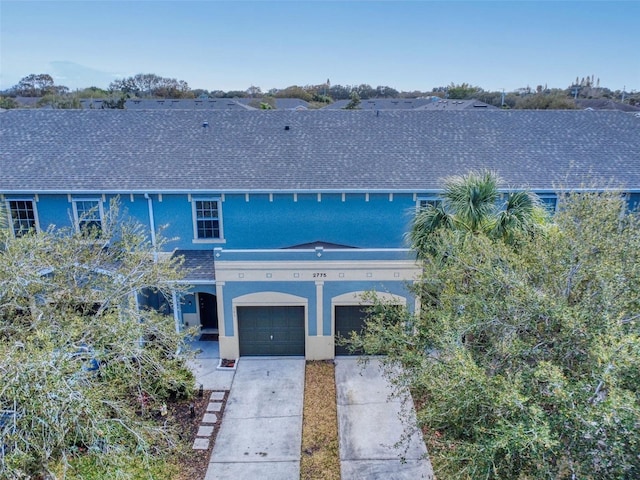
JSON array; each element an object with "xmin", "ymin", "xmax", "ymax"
[
  {"xmin": 192, "ymin": 198, "xmax": 224, "ymax": 242},
  {"xmin": 417, "ymin": 196, "xmax": 442, "ymax": 211},
  {"xmin": 72, "ymin": 199, "xmax": 104, "ymax": 235},
  {"xmin": 7, "ymin": 199, "xmax": 39, "ymax": 237}
]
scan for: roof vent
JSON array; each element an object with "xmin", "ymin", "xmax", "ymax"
[
  {"xmin": 284, "ymin": 125, "xmax": 290, "ymax": 131},
  {"xmin": 202, "ymin": 120, "xmax": 209, "ymax": 129}
]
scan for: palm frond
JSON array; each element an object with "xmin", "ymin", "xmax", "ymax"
[
  {"xmin": 492, "ymin": 191, "xmax": 542, "ymax": 242},
  {"xmin": 444, "ymin": 171, "xmax": 500, "ymax": 233},
  {"xmin": 0, "ymin": 200, "xmax": 9, "ymax": 235},
  {"xmin": 408, "ymin": 204, "xmax": 454, "ymax": 257}
]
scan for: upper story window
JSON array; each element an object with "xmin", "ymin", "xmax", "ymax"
[
  {"xmin": 7, "ymin": 199, "xmax": 38, "ymax": 237},
  {"xmin": 192, "ymin": 199, "xmax": 224, "ymax": 242},
  {"xmin": 72, "ymin": 199, "xmax": 104, "ymax": 235},
  {"xmin": 417, "ymin": 197, "xmax": 442, "ymax": 211}
]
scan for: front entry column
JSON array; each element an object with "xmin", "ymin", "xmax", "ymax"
[
  {"xmin": 306, "ymin": 280, "xmax": 332, "ymax": 360},
  {"xmin": 217, "ymin": 281, "xmax": 238, "ymax": 359}
]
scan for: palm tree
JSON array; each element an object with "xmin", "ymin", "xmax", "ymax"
[
  {"xmin": 0, "ymin": 201, "xmax": 9, "ymax": 247},
  {"xmin": 0, "ymin": 200, "xmax": 8, "ymax": 232},
  {"xmin": 409, "ymin": 171, "xmax": 543, "ymax": 257}
]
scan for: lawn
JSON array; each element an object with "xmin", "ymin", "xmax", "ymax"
[{"xmin": 300, "ymin": 360, "xmax": 341, "ymax": 480}]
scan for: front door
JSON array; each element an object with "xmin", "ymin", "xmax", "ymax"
[{"xmin": 198, "ymin": 293, "xmax": 218, "ymax": 330}]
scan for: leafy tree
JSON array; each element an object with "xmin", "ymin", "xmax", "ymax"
[
  {"xmin": 191, "ymin": 89, "xmax": 210, "ymax": 99},
  {"xmin": 446, "ymin": 82, "xmax": 482, "ymax": 99},
  {"xmin": 109, "ymin": 73, "xmax": 192, "ymax": 98},
  {"xmin": 409, "ymin": 171, "xmax": 544, "ymax": 257},
  {"xmin": 101, "ymin": 94, "xmax": 129, "ymax": 109},
  {"xmin": 344, "ymin": 91, "xmax": 361, "ymax": 110},
  {"xmin": 327, "ymin": 84, "xmax": 352, "ymax": 100},
  {"xmin": 0, "ymin": 201, "xmax": 194, "ymax": 478},
  {"xmin": 274, "ymin": 85, "xmax": 313, "ymax": 102},
  {"xmin": 473, "ymin": 91, "xmax": 509, "ymax": 108},
  {"xmin": 75, "ymin": 86, "xmax": 110, "ymax": 98},
  {"xmin": 0, "ymin": 96, "xmax": 19, "ymax": 109},
  {"xmin": 375, "ymin": 85, "xmax": 399, "ymax": 98},
  {"xmin": 10, "ymin": 73, "xmax": 60, "ymax": 97},
  {"xmin": 515, "ymin": 94, "xmax": 577, "ymax": 110},
  {"xmin": 246, "ymin": 85, "xmax": 262, "ymax": 97},
  {"xmin": 36, "ymin": 94, "xmax": 82, "ymax": 109},
  {"xmin": 353, "ymin": 84, "xmax": 376, "ymax": 100},
  {"xmin": 349, "ymin": 191, "xmax": 640, "ymax": 479},
  {"xmin": 311, "ymin": 93, "xmax": 332, "ymax": 104},
  {"xmin": 221, "ymin": 90, "xmax": 247, "ymax": 98}
]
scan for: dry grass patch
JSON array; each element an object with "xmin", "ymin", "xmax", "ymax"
[{"xmin": 301, "ymin": 360, "xmax": 341, "ymax": 480}]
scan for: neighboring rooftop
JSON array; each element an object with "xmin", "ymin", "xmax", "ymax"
[
  {"xmin": 11, "ymin": 97, "xmax": 313, "ymax": 111},
  {"xmin": 322, "ymin": 98, "xmax": 436, "ymax": 110},
  {"xmin": 575, "ymin": 99, "xmax": 640, "ymax": 112},
  {"xmin": 112, "ymin": 98, "xmax": 254, "ymax": 110},
  {"xmin": 1, "ymin": 109, "xmax": 639, "ymax": 193},
  {"xmin": 321, "ymin": 98, "xmax": 496, "ymax": 110},
  {"xmin": 235, "ymin": 98, "xmax": 311, "ymax": 110},
  {"xmin": 415, "ymin": 99, "xmax": 498, "ymax": 110}
]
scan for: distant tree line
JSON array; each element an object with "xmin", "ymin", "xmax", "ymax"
[{"xmin": 1, "ymin": 72, "xmax": 638, "ymax": 110}]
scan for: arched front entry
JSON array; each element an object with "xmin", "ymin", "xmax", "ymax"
[{"xmin": 198, "ymin": 292, "xmax": 219, "ymax": 332}]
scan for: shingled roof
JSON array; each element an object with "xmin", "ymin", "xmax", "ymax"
[
  {"xmin": 322, "ymin": 98, "xmax": 436, "ymax": 110},
  {"xmin": 114, "ymin": 98, "xmax": 253, "ymax": 110},
  {"xmin": 1, "ymin": 110, "xmax": 639, "ymax": 193},
  {"xmin": 416, "ymin": 99, "xmax": 498, "ymax": 110}
]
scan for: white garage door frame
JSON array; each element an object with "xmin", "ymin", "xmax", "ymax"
[{"xmin": 231, "ymin": 291, "xmax": 308, "ymax": 356}]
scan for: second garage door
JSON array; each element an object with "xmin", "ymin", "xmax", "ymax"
[
  {"xmin": 237, "ymin": 306, "xmax": 305, "ymax": 356},
  {"xmin": 335, "ymin": 305, "xmax": 367, "ymax": 356}
]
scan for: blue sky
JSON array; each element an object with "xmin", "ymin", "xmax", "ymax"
[{"xmin": 1, "ymin": 1, "xmax": 638, "ymax": 93}]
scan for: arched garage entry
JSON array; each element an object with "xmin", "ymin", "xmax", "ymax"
[
  {"xmin": 233, "ymin": 292, "xmax": 307, "ymax": 356},
  {"xmin": 332, "ymin": 291, "xmax": 406, "ymax": 356}
]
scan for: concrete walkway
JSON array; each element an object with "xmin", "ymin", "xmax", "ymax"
[
  {"xmin": 335, "ymin": 357, "xmax": 433, "ymax": 480},
  {"xmin": 204, "ymin": 357, "xmax": 305, "ymax": 480},
  {"xmin": 187, "ymin": 340, "xmax": 235, "ymax": 390}
]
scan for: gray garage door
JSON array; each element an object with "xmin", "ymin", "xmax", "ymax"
[
  {"xmin": 237, "ymin": 306, "xmax": 305, "ymax": 356},
  {"xmin": 335, "ymin": 305, "xmax": 367, "ymax": 356}
]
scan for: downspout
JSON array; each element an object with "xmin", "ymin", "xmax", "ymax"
[
  {"xmin": 144, "ymin": 193, "xmax": 158, "ymax": 262},
  {"xmin": 172, "ymin": 290, "xmax": 181, "ymax": 334},
  {"xmin": 172, "ymin": 289, "xmax": 183, "ymax": 356}
]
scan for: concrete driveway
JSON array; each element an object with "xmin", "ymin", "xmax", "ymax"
[
  {"xmin": 335, "ymin": 357, "xmax": 433, "ymax": 480},
  {"xmin": 205, "ymin": 357, "xmax": 305, "ymax": 480}
]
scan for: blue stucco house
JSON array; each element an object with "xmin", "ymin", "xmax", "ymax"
[{"xmin": 1, "ymin": 109, "xmax": 639, "ymax": 360}]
